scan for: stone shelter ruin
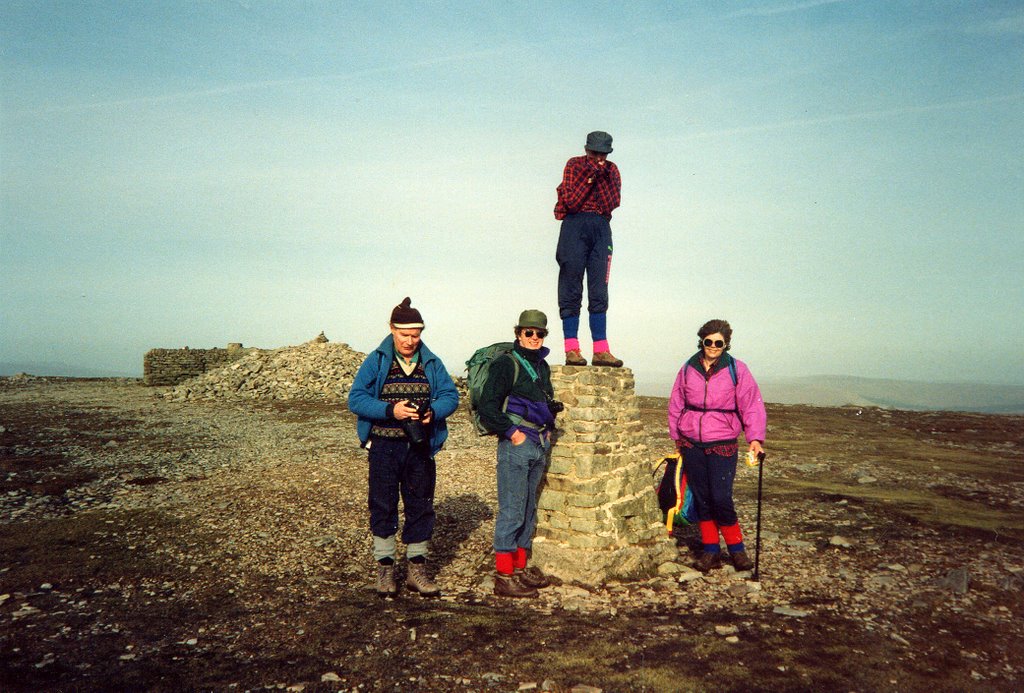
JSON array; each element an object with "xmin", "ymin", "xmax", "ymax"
[{"xmin": 143, "ymin": 343, "xmax": 250, "ymax": 386}]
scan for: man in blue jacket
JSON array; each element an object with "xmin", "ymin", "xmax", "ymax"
[{"xmin": 348, "ymin": 297, "xmax": 459, "ymax": 598}]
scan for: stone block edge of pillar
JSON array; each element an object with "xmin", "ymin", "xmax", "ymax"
[{"xmin": 531, "ymin": 539, "xmax": 678, "ymax": 588}]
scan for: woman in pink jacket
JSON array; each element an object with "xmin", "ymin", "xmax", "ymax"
[{"xmin": 668, "ymin": 319, "xmax": 766, "ymax": 573}]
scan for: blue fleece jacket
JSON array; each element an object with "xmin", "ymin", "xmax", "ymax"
[{"xmin": 348, "ymin": 336, "xmax": 459, "ymax": 456}]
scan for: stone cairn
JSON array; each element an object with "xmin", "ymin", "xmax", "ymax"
[
  {"xmin": 160, "ymin": 334, "xmax": 366, "ymax": 403},
  {"xmin": 530, "ymin": 366, "xmax": 675, "ymax": 586}
]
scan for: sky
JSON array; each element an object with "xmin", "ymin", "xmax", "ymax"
[{"xmin": 2, "ymin": 0, "xmax": 1023, "ymax": 395}]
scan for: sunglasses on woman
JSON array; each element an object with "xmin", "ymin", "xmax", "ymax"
[
  {"xmin": 703, "ymin": 338, "xmax": 726, "ymax": 348},
  {"xmin": 522, "ymin": 329, "xmax": 548, "ymax": 338}
]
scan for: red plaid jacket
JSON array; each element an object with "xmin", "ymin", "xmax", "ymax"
[{"xmin": 554, "ymin": 156, "xmax": 621, "ymax": 220}]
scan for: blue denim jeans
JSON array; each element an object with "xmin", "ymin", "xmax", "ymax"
[
  {"xmin": 682, "ymin": 445, "xmax": 738, "ymax": 527},
  {"xmin": 367, "ymin": 437, "xmax": 436, "ymax": 546},
  {"xmin": 493, "ymin": 437, "xmax": 549, "ymax": 553}
]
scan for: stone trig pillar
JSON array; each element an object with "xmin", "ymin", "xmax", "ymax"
[{"xmin": 530, "ymin": 366, "xmax": 675, "ymax": 586}]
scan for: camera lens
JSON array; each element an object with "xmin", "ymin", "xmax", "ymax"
[
  {"xmin": 401, "ymin": 417, "xmax": 427, "ymax": 445},
  {"xmin": 396, "ymin": 400, "xmax": 430, "ymax": 446}
]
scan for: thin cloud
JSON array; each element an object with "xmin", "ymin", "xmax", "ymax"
[
  {"xmin": 962, "ymin": 11, "xmax": 1024, "ymax": 36},
  {"xmin": 674, "ymin": 92, "xmax": 1024, "ymax": 141},
  {"xmin": 725, "ymin": 0, "xmax": 848, "ymax": 19},
  {"xmin": 6, "ymin": 47, "xmax": 510, "ymax": 118}
]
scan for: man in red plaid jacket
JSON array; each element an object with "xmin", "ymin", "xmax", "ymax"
[{"xmin": 554, "ymin": 130, "xmax": 623, "ymax": 368}]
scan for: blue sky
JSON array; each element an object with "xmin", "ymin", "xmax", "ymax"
[{"xmin": 2, "ymin": 1, "xmax": 1022, "ymax": 393}]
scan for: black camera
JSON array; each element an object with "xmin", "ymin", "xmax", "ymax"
[
  {"xmin": 400, "ymin": 400, "xmax": 431, "ymax": 446},
  {"xmin": 547, "ymin": 399, "xmax": 564, "ymax": 416}
]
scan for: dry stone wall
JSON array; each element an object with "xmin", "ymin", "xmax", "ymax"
[
  {"xmin": 143, "ymin": 344, "xmax": 249, "ymax": 386},
  {"xmin": 531, "ymin": 365, "xmax": 675, "ymax": 586}
]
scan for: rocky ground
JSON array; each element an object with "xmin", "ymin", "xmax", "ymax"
[{"xmin": 1, "ymin": 373, "xmax": 1023, "ymax": 692}]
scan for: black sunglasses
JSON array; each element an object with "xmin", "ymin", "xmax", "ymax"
[
  {"xmin": 703, "ymin": 338, "xmax": 726, "ymax": 348},
  {"xmin": 522, "ymin": 329, "xmax": 548, "ymax": 339}
]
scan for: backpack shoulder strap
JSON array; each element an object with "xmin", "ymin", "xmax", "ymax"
[
  {"xmin": 729, "ymin": 356, "xmax": 741, "ymax": 421},
  {"xmin": 510, "ymin": 351, "xmax": 538, "ymax": 382},
  {"xmin": 498, "ymin": 352, "xmax": 521, "ymax": 415}
]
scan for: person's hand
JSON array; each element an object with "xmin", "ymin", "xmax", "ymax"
[
  {"xmin": 749, "ymin": 440, "xmax": 764, "ymax": 456},
  {"xmin": 393, "ymin": 400, "xmax": 419, "ymax": 421},
  {"xmin": 420, "ymin": 408, "xmax": 433, "ymax": 425},
  {"xmin": 510, "ymin": 429, "xmax": 527, "ymax": 446}
]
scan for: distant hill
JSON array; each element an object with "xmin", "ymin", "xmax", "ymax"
[
  {"xmin": 0, "ymin": 361, "xmax": 139, "ymax": 379},
  {"xmin": 6, "ymin": 362, "xmax": 1021, "ymax": 415},
  {"xmin": 760, "ymin": 375, "xmax": 1024, "ymax": 414},
  {"xmin": 635, "ymin": 373, "xmax": 1024, "ymax": 414}
]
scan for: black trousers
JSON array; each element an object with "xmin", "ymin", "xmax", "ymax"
[
  {"xmin": 556, "ymin": 212, "xmax": 612, "ymax": 319},
  {"xmin": 367, "ymin": 437, "xmax": 436, "ymax": 544}
]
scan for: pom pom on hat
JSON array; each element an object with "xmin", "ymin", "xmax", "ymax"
[{"xmin": 390, "ymin": 297, "xmax": 424, "ymax": 329}]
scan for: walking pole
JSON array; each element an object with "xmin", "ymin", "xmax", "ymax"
[{"xmin": 753, "ymin": 451, "xmax": 766, "ymax": 581}]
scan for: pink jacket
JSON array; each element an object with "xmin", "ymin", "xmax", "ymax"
[{"xmin": 668, "ymin": 354, "xmax": 767, "ymax": 445}]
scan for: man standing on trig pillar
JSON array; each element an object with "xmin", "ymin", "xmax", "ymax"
[{"xmin": 554, "ymin": 130, "xmax": 623, "ymax": 368}]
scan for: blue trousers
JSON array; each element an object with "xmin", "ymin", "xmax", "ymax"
[
  {"xmin": 556, "ymin": 212, "xmax": 612, "ymax": 319},
  {"xmin": 682, "ymin": 445, "xmax": 738, "ymax": 527},
  {"xmin": 367, "ymin": 438, "xmax": 436, "ymax": 544},
  {"xmin": 493, "ymin": 437, "xmax": 549, "ymax": 553}
]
